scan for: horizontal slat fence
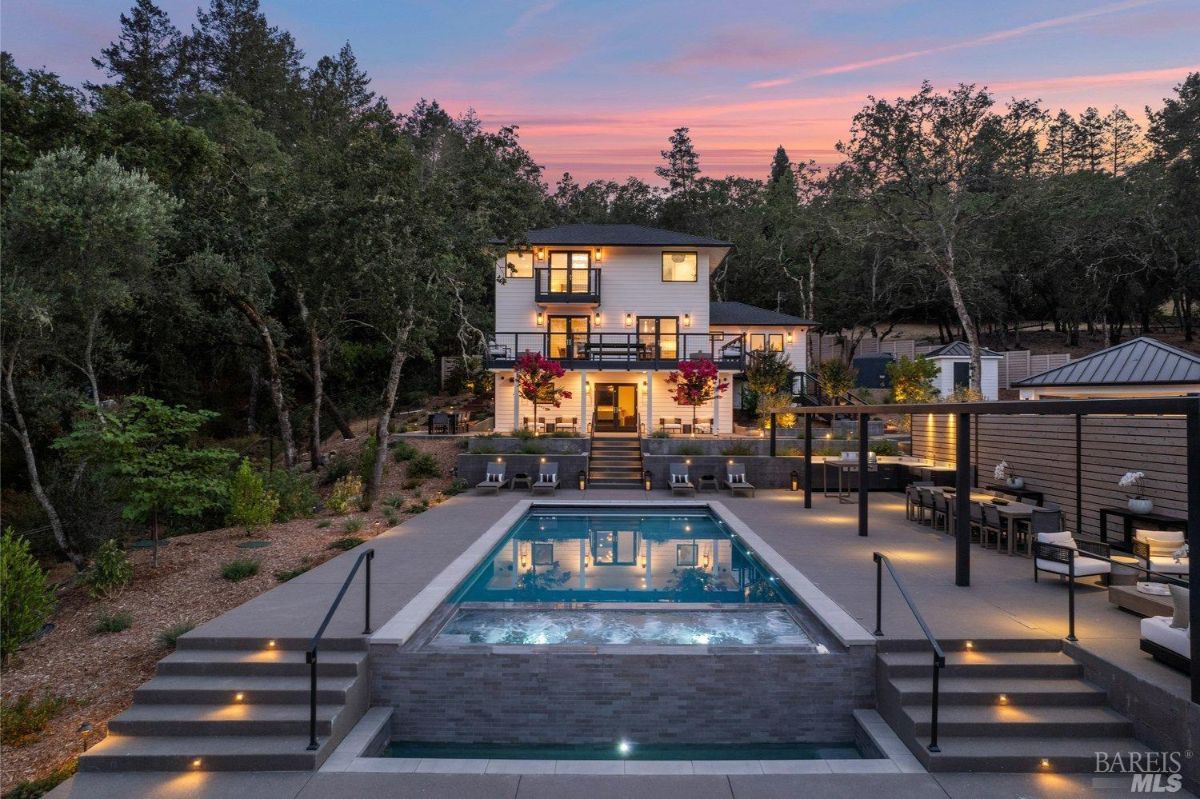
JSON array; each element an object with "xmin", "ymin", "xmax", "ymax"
[{"xmin": 910, "ymin": 413, "xmax": 1188, "ymax": 539}]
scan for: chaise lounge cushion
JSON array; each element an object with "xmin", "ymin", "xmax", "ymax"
[
  {"xmin": 1141, "ymin": 615, "xmax": 1189, "ymax": 658},
  {"xmin": 1035, "ymin": 531, "xmax": 1111, "ymax": 577}
]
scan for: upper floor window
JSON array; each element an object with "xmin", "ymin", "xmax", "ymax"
[
  {"xmin": 662, "ymin": 252, "xmax": 698, "ymax": 282},
  {"xmin": 505, "ymin": 251, "xmax": 534, "ymax": 278},
  {"xmin": 548, "ymin": 251, "xmax": 591, "ymax": 293}
]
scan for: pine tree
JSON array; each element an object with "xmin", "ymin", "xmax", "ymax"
[
  {"xmin": 91, "ymin": 0, "xmax": 182, "ymax": 112},
  {"xmin": 1044, "ymin": 110, "xmax": 1078, "ymax": 175},
  {"xmin": 767, "ymin": 145, "xmax": 797, "ymax": 201},
  {"xmin": 306, "ymin": 42, "xmax": 386, "ymax": 134},
  {"xmin": 1071, "ymin": 107, "xmax": 1108, "ymax": 173},
  {"xmin": 1103, "ymin": 106, "xmax": 1142, "ymax": 175},
  {"xmin": 655, "ymin": 127, "xmax": 700, "ymax": 194}
]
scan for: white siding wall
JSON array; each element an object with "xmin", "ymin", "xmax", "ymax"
[
  {"xmin": 710, "ymin": 325, "xmax": 809, "ymax": 374},
  {"xmin": 931, "ymin": 357, "xmax": 1000, "ymax": 400}
]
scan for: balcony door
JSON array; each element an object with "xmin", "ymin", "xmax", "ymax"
[
  {"xmin": 594, "ymin": 383, "xmax": 637, "ymax": 432},
  {"xmin": 548, "ymin": 315, "xmax": 589, "ymax": 360},
  {"xmin": 637, "ymin": 316, "xmax": 679, "ymax": 361},
  {"xmin": 548, "ymin": 251, "xmax": 591, "ymax": 294}
]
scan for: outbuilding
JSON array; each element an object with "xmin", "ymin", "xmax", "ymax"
[
  {"xmin": 924, "ymin": 341, "xmax": 1003, "ymax": 400},
  {"xmin": 1015, "ymin": 336, "xmax": 1200, "ymax": 399}
]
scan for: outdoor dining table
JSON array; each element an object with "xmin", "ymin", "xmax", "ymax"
[{"xmin": 930, "ymin": 488, "xmax": 1036, "ymax": 555}]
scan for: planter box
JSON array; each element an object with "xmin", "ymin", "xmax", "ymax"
[
  {"xmin": 466, "ymin": 437, "xmax": 588, "ymax": 455},
  {"xmin": 456, "ymin": 453, "xmax": 589, "ymax": 486}
]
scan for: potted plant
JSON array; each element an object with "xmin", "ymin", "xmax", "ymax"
[
  {"xmin": 1119, "ymin": 471, "xmax": 1152, "ymax": 513},
  {"xmin": 994, "ymin": 460, "xmax": 1023, "ymax": 490}
]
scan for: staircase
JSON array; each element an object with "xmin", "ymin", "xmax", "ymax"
[
  {"xmin": 877, "ymin": 639, "xmax": 1151, "ymax": 772},
  {"xmin": 79, "ymin": 636, "xmax": 369, "ymax": 772},
  {"xmin": 588, "ymin": 436, "xmax": 643, "ymax": 488}
]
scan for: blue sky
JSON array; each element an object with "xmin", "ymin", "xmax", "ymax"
[{"xmin": 4, "ymin": 0, "xmax": 1198, "ymax": 181}]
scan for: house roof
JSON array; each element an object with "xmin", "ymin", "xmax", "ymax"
[
  {"xmin": 520, "ymin": 224, "xmax": 732, "ymax": 248},
  {"xmin": 1014, "ymin": 336, "xmax": 1200, "ymax": 387},
  {"xmin": 924, "ymin": 341, "xmax": 1003, "ymax": 359},
  {"xmin": 709, "ymin": 301, "xmax": 815, "ymax": 327}
]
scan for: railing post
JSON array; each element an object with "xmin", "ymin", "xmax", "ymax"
[
  {"xmin": 928, "ymin": 655, "xmax": 942, "ymax": 753},
  {"xmin": 1066, "ymin": 548, "xmax": 1077, "ymax": 642},
  {"xmin": 769, "ymin": 414, "xmax": 777, "ymax": 457},
  {"xmin": 306, "ymin": 650, "xmax": 319, "ymax": 750},
  {"xmin": 873, "ymin": 552, "xmax": 883, "ymax": 636},
  {"xmin": 363, "ymin": 550, "xmax": 374, "ymax": 635}
]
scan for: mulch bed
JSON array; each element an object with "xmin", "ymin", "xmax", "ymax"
[{"xmin": 0, "ymin": 433, "xmax": 459, "ymax": 793}]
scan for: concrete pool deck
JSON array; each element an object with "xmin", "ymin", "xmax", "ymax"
[{"xmin": 49, "ymin": 488, "xmax": 1196, "ymax": 798}]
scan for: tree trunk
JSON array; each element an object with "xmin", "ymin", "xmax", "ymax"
[
  {"xmin": 276, "ymin": 348, "xmax": 355, "ymax": 440},
  {"xmin": 938, "ymin": 262, "xmax": 983, "ymax": 394},
  {"xmin": 82, "ymin": 311, "xmax": 103, "ymax": 414},
  {"xmin": 294, "ymin": 288, "xmax": 323, "ymax": 471},
  {"xmin": 246, "ymin": 364, "xmax": 260, "ymax": 433},
  {"xmin": 227, "ymin": 292, "xmax": 296, "ymax": 469},
  {"xmin": 2, "ymin": 356, "xmax": 84, "ymax": 569},
  {"xmin": 367, "ymin": 316, "xmax": 416, "ymax": 506}
]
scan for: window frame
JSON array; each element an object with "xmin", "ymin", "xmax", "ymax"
[
  {"xmin": 661, "ymin": 251, "xmax": 699, "ymax": 283},
  {"xmin": 505, "ymin": 251, "xmax": 534, "ymax": 279}
]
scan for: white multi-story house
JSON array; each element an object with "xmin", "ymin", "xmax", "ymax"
[{"xmin": 488, "ymin": 224, "xmax": 814, "ymax": 435}]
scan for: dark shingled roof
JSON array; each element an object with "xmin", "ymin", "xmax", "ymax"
[
  {"xmin": 709, "ymin": 301, "xmax": 815, "ymax": 326},
  {"xmin": 925, "ymin": 341, "xmax": 1003, "ymax": 358},
  {"xmin": 521, "ymin": 224, "xmax": 732, "ymax": 248},
  {"xmin": 1014, "ymin": 336, "xmax": 1200, "ymax": 387}
]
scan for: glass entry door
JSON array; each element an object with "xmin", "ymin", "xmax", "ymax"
[
  {"xmin": 548, "ymin": 315, "xmax": 589, "ymax": 359},
  {"xmin": 594, "ymin": 383, "xmax": 637, "ymax": 432},
  {"xmin": 638, "ymin": 316, "xmax": 679, "ymax": 361}
]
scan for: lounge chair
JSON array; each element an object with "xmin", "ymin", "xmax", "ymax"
[
  {"xmin": 476, "ymin": 462, "xmax": 509, "ymax": 494},
  {"xmin": 1132, "ymin": 529, "xmax": 1188, "ymax": 578},
  {"xmin": 1033, "ymin": 531, "xmax": 1111, "ymax": 582},
  {"xmin": 669, "ymin": 463, "xmax": 695, "ymax": 496},
  {"xmin": 531, "ymin": 462, "xmax": 560, "ymax": 495},
  {"xmin": 722, "ymin": 463, "xmax": 755, "ymax": 497}
]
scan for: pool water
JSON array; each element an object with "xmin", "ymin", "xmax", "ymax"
[
  {"xmin": 450, "ymin": 507, "xmax": 796, "ymax": 605},
  {"xmin": 382, "ymin": 741, "xmax": 862, "ymax": 760},
  {"xmin": 435, "ymin": 608, "xmax": 822, "ymax": 648}
]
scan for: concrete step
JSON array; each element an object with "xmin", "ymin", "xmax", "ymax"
[
  {"xmin": 108, "ymin": 704, "xmax": 341, "ymax": 737},
  {"xmin": 587, "ymin": 480, "xmax": 643, "ymax": 488},
  {"xmin": 134, "ymin": 675, "xmax": 356, "ymax": 705},
  {"xmin": 176, "ymin": 636, "xmax": 366, "ymax": 653},
  {"xmin": 157, "ymin": 649, "xmax": 365, "ymax": 678},
  {"xmin": 919, "ymin": 735, "xmax": 1153, "ymax": 773},
  {"xmin": 880, "ymin": 650, "xmax": 1082, "ymax": 679},
  {"xmin": 902, "ymin": 704, "xmax": 1133, "ymax": 738},
  {"xmin": 888, "ymin": 677, "xmax": 1108, "ymax": 706},
  {"xmin": 877, "ymin": 638, "xmax": 1063, "ymax": 654},
  {"xmin": 78, "ymin": 733, "xmax": 325, "ymax": 772},
  {"xmin": 588, "ymin": 470, "xmax": 642, "ymax": 479}
]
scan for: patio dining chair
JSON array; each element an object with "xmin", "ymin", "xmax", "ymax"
[
  {"xmin": 969, "ymin": 501, "xmax": 984, "ymax": 543},
  {"xmin": 1017, "ymin": 507, "xmax": 1063, "ymax": 557},
  {"xmin": 932, "ymin": 492, "xmax": 949, "ymax": 532},
  {"xmin": 980, "ymin": 502, "xmax": 1003, "ymax": 549},
  {"xmin": 905, "ymin": 482, "xmax": 933, "ymax": 521},
  {"xmin": 916, "ymin": 487, "xmax": 936, "ymax": 525}
]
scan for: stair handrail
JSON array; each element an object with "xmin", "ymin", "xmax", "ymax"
[
  {"xmin": 305, "ymin": 547, "xmax": 374, "ymax": 751},
  {"xmin": 872, "ymin": 551, "xmax": 946, "ymax": 753}
]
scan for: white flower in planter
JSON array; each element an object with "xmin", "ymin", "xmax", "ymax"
[
  {"xmin": 993, "ymin": 461, "xmax": 1010, "ymax": 481},
  {"xmin": 1118, "ymin": 470, "xmax": 1146, "ymax": 498}
]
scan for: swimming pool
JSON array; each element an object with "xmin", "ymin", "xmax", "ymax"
[{"xmin": 449, "ymin": 506, "xmax": 797, "ymax": 605}]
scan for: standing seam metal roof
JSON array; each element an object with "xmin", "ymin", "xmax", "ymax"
[{"xmin": 1013, "ymin": 336, "xmax": 1200, "ymax": 387}]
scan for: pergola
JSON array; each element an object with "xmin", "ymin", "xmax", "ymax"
[{"xmin": 769, "ymin": 396, "xmax": 1200, "ymax": 700}]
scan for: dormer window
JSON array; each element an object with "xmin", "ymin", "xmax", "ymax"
[
  {"xmin": 662, "ymin": 252, "xmax": 698, "ymax": 282},
  {"xmin": 506, "ymin": 251, "xmax": 533, "ymax": 278}
]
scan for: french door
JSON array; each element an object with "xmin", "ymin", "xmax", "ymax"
[
  {"xmin": 637, "ymin": 316, "xmax": 679, "ymax": 361},
  {"xmin": 548, "ymin": 252, "xmax": 591, "ymax": 294},
  {"xmin": 548, "ymin": 315, "xmax": 589, "ymax": 360},
  {"xmin": 594, "ymin": 383, "xmax": 637, "ymax": 431}
]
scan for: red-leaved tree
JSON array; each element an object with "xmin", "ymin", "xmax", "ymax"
[
  {"xmin": 514, "ymin": 353, "xmax": 572, "ymax": 434},
  {"xmin": 666, "ymin": 357, "xmax": 729, "ymax": 435}
]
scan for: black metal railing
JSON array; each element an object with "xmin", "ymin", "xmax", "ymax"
[
  {"xmin": 1034, "ymin": 542, "xmax": 1188, "ymax": 643},
  {"xmin": 534, "ymin": 267, "xmax": 601, "ymax": 303},
  {"xmin": 485, "ymin": 332, "xmax": 745, "ymax": 370},
  {"xmin": 873, "ymin": 552, "xmax": 946, "ymax": 752},
  {"xmin": 305, "ymin": 548, "xmax": 374, "ymax": 751}
]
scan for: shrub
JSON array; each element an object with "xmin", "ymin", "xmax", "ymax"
[
  {"xmin": 326, "ymin": 475, "xmax": 363, "ymax": 514},
  {"xmin": 517, "ymin": 442, "xmax": 545, "ymax": 455},
  {"xmin": 1, "ymin": 528, "xmax": 55, "ymax": 660},
  {"xmin": 511, "ymin": 428, "xmax": 536, "ymax": 440},
  {"xmin": 358, "ymin": 435, "xmax": 381, "ymax": 483},
  {"xmin": 328, "ymin": 536, "xmax": 364, "ymax": 551},
  {"xmin": 275, "ymin": 564, "xmax": 310, "ymax": 582},
  {"xmin": 157, "ymin": 621, "xmax": 195, "ymax": 648},
  {"xmin": 472, "ymin": 443, "xmax": 496, "ymax": 454},
  {"xmin": 674, "ymin": 443, "xmax": 703, "ymax": 456},
  {"xmin": 650, "ymin": 430, "xmax": 670, "ymax": 439},
  {"xmin": 870, "ymin": 439, "xmax": 901, "ymax": 456},
  {"xmin": 408, "ymin": 500, "xmax": 429, "ymax": 514},
  {"xmin": 382, "ymin": 495, "xmax": 405, "ymax": 510},
  {"xmin": 266, "ymin": 469, "xmax": 318, "ymax": 521},
  {"xmin": 83, "ymin": 538, "xmax": 133, "ymax": 600},
  {"xmin": 390, "ymin": 440, "xmax": 418, "ymax": 462},
  {"xmin": 226, "ymin": 459, "xmax": 279, "ymax": 536},
  {"xmin": 93, "ymin": 610, "xmax": 133, "ymax": 634},
  {"xmin": 342, "ymin": 517, "xmax": 363, "ymax": 534},
  {"xmin": 721, "ymin": 443, "xmax": 756, "ymax": 457},
  {"xmin": 407, "ymin": 453, "xmax": 440, "ymax": 479},
  {"xmin": 220, "ymin": 558, "xmax": 260, "ymax": 582},
  {"xmin": 1, "ymin": 693, "xmax": 69, "ymax": 746},
  {"xmin": 384, "ymin": 511, "xmax": 399, "ymax": 526},
  {"xmin": 4, "ymin": 761, "xmax": 76, "ymax": 799},
  {"xmin": 315, "ymin": 519, "xmax": 331, "ymax": 529},
  {"xmin": 318, "ymin": 457, "xmax": 351, "ymax": 487},
  {"xmin": 442, "ymin": 478, "xmax": 467, "ymax": 497}
]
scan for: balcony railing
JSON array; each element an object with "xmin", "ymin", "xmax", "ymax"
[
  {"xmin": 485, "ymin": 332, "xmax": 745, "ymax": 371},
  {"xmin": 534, "ymin": 267, "xmax": 601, "ymax": 304}
]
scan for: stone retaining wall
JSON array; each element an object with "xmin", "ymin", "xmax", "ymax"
[{"xmin": 456, "ymin": 453, "xmax": 590, "ymax": 486}]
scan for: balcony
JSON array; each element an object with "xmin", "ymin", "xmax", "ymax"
[
  {"xmin": 534, "ymin": 267, "xmax": 601, "ymax": 305},
  {"xmin": 485, "ymin": 332, "xmax": 746, "ymax": 371}
]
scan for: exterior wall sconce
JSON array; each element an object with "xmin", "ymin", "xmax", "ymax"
[
  {"xmin": 534, "ymin": 247, "xmax": 546, "ymax": 261},
  {"xmin": 643, "ymin": 469, "xmax": 653, "ymax": 491},
  {"xmin": 624, "ymin": 313, "xmax": 633, "ymax": 327},
  {"xmin": 594, "ymin": 311, "xmax": 602, "ymax": 325},
  {"xmin": 594, "ymin": 247, "xmax": 603, "ymax": 261},
  {"xmin": 536, "ymin": 311, "xmax": 544, "ymax": 326},
  {"xmin": 683, "ymin": 313, "xmax": 692, "ymax": 327},
  {"xmin": 790, "ymin": 470, "xmax": 800, "ymax": 491},
  {"xmin": 787, "ymin": 330, "xmax": 794, "ymax": 344},
  {"xmin": 578, "ymin": 470, "xmax": 587, "ymax": 491}
]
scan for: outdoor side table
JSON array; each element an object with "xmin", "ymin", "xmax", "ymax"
[
  {"xmin": 698, "ymin": 474, "xmax": 719, "ymax": 492},
  {"xmin": 511, "ymin": 473, "xmax": 532, "ymax": 491}
]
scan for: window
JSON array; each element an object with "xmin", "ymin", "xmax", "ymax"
[
  {"xmin": 662, "ymin": 252, "xmax": 698, "ymax": 282},
  {"xmin": 768, "ymin": 333, "xmax": 784, "ymax": 352},
  {"xmin": 532, "ymin": 542, "xmax": 555, "ymax": 566},
  {"xmin": 549, "ymin": 251, "xmax": 591, "ymax": 293},
  {"xmin": 676, "ymin": 544, "xmax": 698, "ymax": 567},
  {"xmin": 749, "ymin": 333, "xmax": 766, "ymax": 352},
  {"xmin": 505, "ymin": 251, "xmax": 533, "ymax": 278}
]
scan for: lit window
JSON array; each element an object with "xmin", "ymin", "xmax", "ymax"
[
  {"xmin": 768, "ymin": 334, "xmax": 784, "ymax": 352},
  {"xmin": 662, "ymin": 252, "xmax": 698, "ymax": 282},
  {"xmin": 506, "ymin": 251, "xmax": 533, "ymax": 278}
]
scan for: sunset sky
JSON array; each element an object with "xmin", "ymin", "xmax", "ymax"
[{"xmin": 5, "ymin": 0, "xmax": 1199, "ymax": 183}]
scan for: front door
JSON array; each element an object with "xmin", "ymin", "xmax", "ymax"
[{"xmin": 594, "ymin": 383, "xmax": 637, "ymax": 432}]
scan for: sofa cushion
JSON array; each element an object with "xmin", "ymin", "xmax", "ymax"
[
  {"xmin": 1135, "ymin": 529, "xmax": 1184, "ymax": 547},
  {"xmin": 1036, "ymin": 557, "xmax": 1110, "ymax": 577},
  {"xmin": 1141, "ymin": 615, "xmax": 1189, "ymax": 658},
  {"xmin": 1149, "ymin": 556, "xmax": 1189, "ymax": 575},
  {"xmin": 1170, "ymin": 585, "xmax": 1190, "ymax": 629},
  {"xmin": 1144, "ymin": 536, "xmax": 1184, "ymax": 558},
  {"xmin": 1037, "ymin": 531, "xmax": 1076, "ymax": 549}
]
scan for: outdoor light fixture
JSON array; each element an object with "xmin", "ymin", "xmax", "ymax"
[
  {"xmin": 997, "ymin": 694, "xmax": 1008, "ymax": 705},
  {"xmin": 534, "ymin": 247, "xmax": 546, "ymax": 261},
  {"xmin": 594, "ymin": 247, "xmax": 603, "ymax": 261},
  {"xmin": 787, "ymin": 330, "xmax": 794, "ymax": 344},
  {"xmin": 965, "ymin": 641, "xmax": 974, "ymax": 650},
  {"xmin": 683, "ymin": 313, "xmax": 691, "ymax": 327},
  {"xmin": 643, "ymin": 469, "xmax": 653, "ymax": 491},
  {"xmin": 618, "ymin": 740, "xmax": 632, "ymax": 756},
  {"xmin": 234, "ymin": 693, "xmax": 244, "ymax": 702},
  {"xmin": 536, "ymin": 311, "xmax": 544, "ymax": 326},
  {"xmin": 624, "ymin": 313, "xmax": 633, "ymax": 327},
  {"xmin": 702, "ymin": 553, "xmax": 710, "ymax": 568},
  {"xmin": 192, "ymin": 758, "xmax": 203, "ymax": 769},
  {"xmin": 578, "ymin": 470, "xmax": 587, "ymax": 491},
  {"xmin": 790, "ymin": 470, "xmax": 800, "ymax": 491},
  {"xmin": 594, "ymin": 311, "xmax": 602, "ymax": 325},
  {"xmin": 267, "ymin": 640, "xmax": 276, "ymax": 648},
  {"xmin": 1041, "ymin": 759, "xmax": 1051, "ymax": 769},
  {"xmin": 78, "ymin": 722, "xmax": 94, "ymax": 752}
]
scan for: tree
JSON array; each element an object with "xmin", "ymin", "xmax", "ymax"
[
  {"xmin": 666, "ymin": 357, "xmax": 729, "ymax": 435},
  {"xmin": 1, "ymin": 528, "xmax": 56, "ymax": 660},
  {"xmin": 1071, "ymin": 107, "xmax": 1108, "ymax": 173},
  {"xmin": 514, "ymin": 353, "xmax": 572, "ymax": 434},
  {"xmin": 744, "ymin": 349, "xmax": 793, "ymax": 426},
  {"xmin": 91, "ymin": 0, "xmax": 183, "ymax": 112},
  {"xmin": 53, "ymin": 396, "xmax": 235, "ymax": 567},
  {"xmin": 226, "ymin": 458, "xmax": 278, "ymax": 536},
  {"xmin": 815, "ymin": 359, "xmax": 858, "ymax": 404},
  {"xmin": 1044, "ymin": 110, "xmax": 1078, "ymax": 176},
  {"xmin": 656, "ymin": 127, "xmax": 701, "ymax": 229},
  {"xmin": 886, "ymin": 356, "xmax": 939, "ymax": 403},
  {"xmin": 1104, "ymin": 106, "xmax": 1142, "ymax": 176}
]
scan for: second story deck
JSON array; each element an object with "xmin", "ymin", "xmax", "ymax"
[{"xmin": 485, "ymin": 331, "xmax": 746, "ymax": 371}]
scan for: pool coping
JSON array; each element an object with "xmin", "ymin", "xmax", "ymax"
[
  {"xmin": 319, "ymin": 707, "xmax": 925, "ymax": 775},
  {"xmin": 371, "ymin": 499, "xmax": 874, "ymax": 647}
]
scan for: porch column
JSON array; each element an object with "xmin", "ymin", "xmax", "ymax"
[
  {"xmin": 579, "ymin": 539, "xmax": 586, "ymax": 589},
  {"xmin": 1186, "ymin": 400, "xmax": 1199, "ymax": 703},
  {"xmin": 955, "ymin": 412, "xmax": 972, "ymax": 587},
  {"xmin": 645, "ymin": 370, "xmax": 653, "ymax": 433},
  {"xmin": 511, "ymin": 539, "xmax": 519, "ymax": 588},
  {"xmin": 713, "ymin": 383, "xmax": 721, "ymax": 435},
  {"xmin": 580, "ymin": 370, "xmax": 588, "ymax": 432},
  {"xmin": 512, "ymin": 376, "xmax": 519, "ymax": 432}
]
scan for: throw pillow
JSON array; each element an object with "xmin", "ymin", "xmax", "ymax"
[
  {"xmin": 1145, "ymin": 537, "xmax": 1183, "ymax": 559},
  {"xmin": 1169, "ymin": 585, "xmax": 1190, "ymax": 629}
]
